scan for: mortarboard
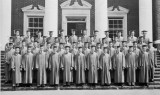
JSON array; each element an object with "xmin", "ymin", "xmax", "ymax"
[
  {"xmin": 142, "ymin": 30, "xmax": 148, "ymax": 33},
  {"xmin": 94, "ymin": 30, "xmax": 99, "ymax": 32}
]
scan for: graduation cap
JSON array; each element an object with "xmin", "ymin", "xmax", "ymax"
[
  {"xmin": 65, "ymin": 44, "xmax": 71, "ymax": 48},
  {"xmin": 90, "ymin": 35, "xmax": 94, "ymax": 38},
  {"xmin": 59, "ymin": 42, "xmax": 65, "ymax": 45},
  {"xmin": 96, "ymin": 43, "xmax": 101, "ymax": 45},
  {"xmin": 117, "ymin": 30, "xmax": 122, "ymax": 33},
  {"xmin": 78, "ymin": 44, "xmax": 83, "ymax": 48},
  {"xmin": 9, "ymin": 42, "xmax": 13, "ymax": 46},
  {"xmin": 60, "ymin": 29, "xmax": 64, "ymax": 32},
  {"xmin": 109, "ymin": 41, "xmax": 113, "ymax": 43},
  {"xmin": 47, "ymin": 42, "xmax": 51, "ymax": 44},
  {"xmin": 122, "ymin": 41, "xmax": 127, "ymax": 43},
  {"xmin": 27, "ymin": 44, "xmax": 32, "ymax": 48},
  {"xmin": 43, "ymin": 36, "xmax": 47, "ymax": 38},
  {"xmin": 103, "ymin": 44, "xmax": 108, "ymax": 49},
  {"xmin": 133, "ymin": 41, "xmax": 138, "ymax": 44},
  {"xmin": 72, "ymin": 41, "xmax": 77, "ymax": 44},
  {"xmin": 148, "ymin": 41, "xmax": 153, "ymax": 44},
  {"xmin": 84, "ymin": 42, "xmax": 89, "ymax": 44},
  {"xmin": 104, "ymin": 30, "xmax": 110, "ymax": 33},
  {"xmin": 55, "ymin": 37, "xmax": 59, "ymax": 39},
  {"xmin": 49, "ymin": 31, "xmax": 53, "ymax": 33},
  {"xmin": 52, "ymin": 43, "xmax": 59, "ymax": 48},
  {"xmin": 91, "ymin": 43, "xmax": 96, "ymax": 47},
  {"xmin": 22, "ymin": 39, "xmax": 26, "ymax": 42},
  {"xmin": 71, "ymin": 29, "xmax": 76, "ymax": 31},
  {"xmin": 15, "ymin": 46, "xmax": 20, "ymax": 49},
  {"xmin": 94, "ymin": 30, "xmax": 99, "ymax": 32},
  {"xmin": 142, "ymin": 30, "xmax": 148, "ymax": 33},
  {"xmin": 9, "ymin": 37, "xmax": 14, "ymax": 39},
  {"xmin": 40, "ymin": 44, "xmax": 44, "ymax": 47},
  {"xmin": 65, "ymin": 35, "xmax": 69, "ymax": 38},
  {"xmin": 142, "ymin": 43, "xmax": 148, "ymax": 47}
]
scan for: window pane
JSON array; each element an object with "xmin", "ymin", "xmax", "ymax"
[
  {"xmin": 118, "ymin": 20, "xmax": 122, "ymax": 24},
  {"xmin": 29, "ymin": 23, "xmax": 33, "ymax": 27},
  {"xmin": 29, "ymin": 18, "xmax": 33, "ymax": 22},
  {"xmin": 39, "ymin": 18, "xmax": 43, "ymax": 22},
  {"xmin": 114, "ymin": 20, "xmax": 117, "ymax": 24},
  {"xmin": 34, "ymin": 18, "xmax": 38, "ymax": 22},
  {"xmin": 109, "ymin": 20, "xmax": 113, "ymax": 24},
  {"xmin": 34, "ymin": 22, "xmax": 38, "ymax": 27}
]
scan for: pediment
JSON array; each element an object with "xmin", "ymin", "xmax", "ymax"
[
  {"xmin": 21, "ymin": 4, "xmax": 45, "ymax": 12},
  {"xmin": 60, "ymin": 0, "xmax": 92, "ymax": 10},
  {"xmin": 108, "ymin": 6, "xmax": 129, "ymax": 14}
]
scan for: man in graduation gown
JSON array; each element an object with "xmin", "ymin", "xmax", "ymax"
[
  {"xmin": 121, "ymin": 41, "xmax": 129, "ymax": 56},
  {"xmin": 24, "ymin": 31, "xmax": 31, "ymax": 45},
  {"xmin": 21, "ymin": 40, "xmax": 27, "ymax": 56},
  {"xmin": 5, "ymin": 37, "xmax": 14, "ymax": 52},
  {"xmin": 59, "ymin": 30, "xmax": 66, "ymax": 44},
  {"xmin": 46, "ymin": 31, "xmax": 55, "ymax": 44},
  {"xmin": 139, "ymin": 44, "xmax": 150, "ymax": 86},
  {"xmin": 81, "ymin": 30, "xmax": 90, "ymax": 43},
  {"xmin": 49, "ymin": 44, "xmax": 60, "ymax": 86},
  {"xmin": 22, "ymin": 45, "xmax": 34, "ymax": 86},
  {"xmin": 99, "ymin": 44, "xmax": 112, "ymax": 86},
  {"xmin": 69, "ymin": 29, "xmax": 78, "ymax": 44},
  {"xmin": 113, "ymin": 45, "xmax": 125, "ymax": 86},
  {"xmin": 108, "ymin": 41, "xmax": 116, "ymax": 82},
  {"xmin": 75, "ymin": 45, "xmax": 86, "ymax": 85},
  {"xmin": 11, "ymin": 46, "xmax": 22, "ymax": 86},
  {"xmin": 130, "ymin": 30, "xmax": 137, "ymax": 42},
  {"xmin": 113, "ymin": 36, "xmax": 121, "ymax": 48},
  {"xmin": 87, "ymin": 44, "xmax": 99, "ymax": 86},
  {"xmin": 125, "ymin": 45, "xmax": 136, "ymax": 86},
  {"xmin": 5, "ymin": 43, "xmax": 15, "ymax": 83},
  {"xmin": 93, "ymin": 30, "xmax": 101, "ymax": 44},
  {"xmin": 142, "ymin": 30, "xmax": 150, "ymax": 44},
  {"xmin": 14, "ymin": 30, "xmax": 22, "ymax": 48},
  {"xmin": 60, "ymin": 44, "xmax": 74, "ymax": 86},
  {"xmin": 102, "ymin": 31, "xmax": 111, "ymax": 45},
  {"xmin": 35, "ymin": 45, "xmax": 47, "ymax": 86},
  {"xmin": 117, "ymin": 31, "xmax": 124, "ymax": 43},
  {"xmin": 133, "ymin": 41, "xmax": 141, "ymax": 82},
  {"xmin": 148, "ymin": 42, "xmax": 157, "ymax": 82}
]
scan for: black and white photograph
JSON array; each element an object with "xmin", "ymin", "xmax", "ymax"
[{"xmin": 0, "ymin": 0, "xmax": 160, "ymax": 95}]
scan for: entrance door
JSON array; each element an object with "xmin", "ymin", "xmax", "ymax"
[{"xmin": 67, "ymin": 23, "xmax": 86, "ymax": 36}]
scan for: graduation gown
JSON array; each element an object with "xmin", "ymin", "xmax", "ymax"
[
  {"xmin": 24, "ymin": 36, "xmax": 31, "ymax": 44},
  {"xmin": 14, "ymin": 36, "xmax": 21, "ymax": 47},
  {"xmin": 22, "ymin": 53, "xmax": 34, "ymax": 84},
  {"xmin": 11, "ymin": 53, "xmax": 22, "ymax": 84},
  {"xmin": 21, "ymin": 46, "xmax": 27, "ymax": 56},
  {"xmin": 5, "ymin": 48, "xmax": 15, "ymax": 81},
  {"xmin": 113, "ymin": 52, "xmax": 125, "ymax": 83},
  {"xmin": 139, "ymin": 52, "xmax": 149, "ymax": 83},
  {"xmin": 99, "ymin": 53, "xmax": 112, "ymax": 85},
  {"xmin": 103, "ymin": 37, "xmax": 111, "ymax": 45},
  {"xmin": 81, "ymin": 36, "xmax": 90, "ymax": 43},
  {"xmin": 125, "ymin": 52, "xmax": 136, "ymax": 83},
  {"xmin": 59, "ymin": 36, "xmax": 66, "ymax": 44},
  {"xmin": 94, "ymin": 36, "xmax": 101, "ymax": 44},
  {"xmin": 46, "ymin": 37, "xmax": 55, "ymax": 44},
  {"xmin": 96, "ymin": 49, "xmax": 103, "ymax": 59},
  {"xmin": 35, "ymin": 52, "xmax": 47, "ymax": 85},
  {"xmin": 121, "ymin": 47, "xmax": 129, "ymax": 56},
  {"xmin": 60, "ymin": 53, "xmax": 74, "ymax": 83},
  {"xmin": 87, "ymin": 52, "xmax": 99, "ymax": 83},
  {"xmin": 75, "ymin": 53, "xmax": 86, "ymax": 84},
  {"xmin": 69, "ymin": 35, "xmax": 77, "ymax": 44},
  {"xmin": 130, "ymin": 36, "xmax": 137, "ymax": 42},
  {"xmin": 35, "ymin": 37, "xmax": 43, "ymax": 44},
  {"xmin": 49, "ymin": 52, "xmax": 60, "ymax": 85}
]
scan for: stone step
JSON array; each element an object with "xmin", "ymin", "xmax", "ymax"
[{"xmin": 154, "ymin": 78, "xmax": 160, "ymax": 81}]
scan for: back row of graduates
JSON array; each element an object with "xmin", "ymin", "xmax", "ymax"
[{"xmin": 5, "ymin": 29, "xmax": 157, "ymax": 87}]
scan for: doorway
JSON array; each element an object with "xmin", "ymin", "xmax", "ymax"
[{"xmin": 67, "ymin": 23, "xmax": 86, "ymax": 36}]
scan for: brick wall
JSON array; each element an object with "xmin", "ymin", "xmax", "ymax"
[
  {"xmin": 11, "ymin": 0, "xmax": 45, "ymax": 36},
  {"xmin": 11, "ymin": 0, "xmax": 139, "ymax": 37}
]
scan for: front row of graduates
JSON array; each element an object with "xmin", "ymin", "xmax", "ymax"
[{"xmin": 9, "ymin": 41, "xmax": 156, "ymax": 87}]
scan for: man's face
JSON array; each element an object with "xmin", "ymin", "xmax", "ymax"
[
  {"xmin": 31, "ymin": 37, "xmax": 34, "ymax": 42},
  {"xmin": 117, "ymin": 48, "xmax": 120, "ymax": 52},
  {"xmin": 122, "ymin": 42, "xmax": 126, "ymax": 47},
  {"xmin": 97, "ymin": 44, "xmax": 101, "ymax": 49},
  {"xmin": 65, "ymin": 47, "xmax": 70, "ymax": 53},
  {"xmin": 72, "ymin": 31, "xmax": 75, "ymax": 35},
  {"xmin": 105, "ymin": 32, "xmax": 109, "ymax": 36},
  {"xmin": 129, "ymin": 47, "xmax": 133, "ymax": 52},
  {"xmin": 115, "ymin": 37, "xmax": 118, "ymax": 41},
  {"xmin": 143, "ymin": 47, "xmax": 147, "ymax": 51},
  {"xmin": 53, "ymin": 46, "xmax": 58, "ymax": 52},
  {"xmin": 103, "ymin": 48, "xmax": 108, "ymax": 53},
  {"xmin": 40, "ymin": 46, "xmax": 44, "ymax": 52},
  {"xmin": 83, "ymin": 30, "xmax": 86, "ymax": 35},
  {"xmin": 118, "ymin": 32, "xmax": 121, "ymax": 36},
  {"xmin": 131, "ymin": 31, "xmax": 135, "ymax": 36},
  {"xmin": 61, "ymin": 32, "xmax": 64, "ymax": 36},
  {"xmin": 149, "ymin": 43, "xmax": 153, "ymax": 48},
  {"xmin": 109, "ymin": 43, "xmax": 113, "ymax": 47},
  {"xmin": 22, "ymin": 42, "xmax": 26, "ymax": 46},
  {"xmin": 16, "ymin": 31, "xmax": 20, "ymax": 36},
  {"xmin": 65, "ymin": 37, "xmax": 69, "ymax": 41},
  {"xmin": 49, "ymin": 32, "xmax": 53, "ymax": 36},
  {"xmin": 91, "ymin": 47, "xmax": 95, "ymax": 52},
  {"xmin": 128, "ymin": 37, "xmax": 131, "ymax": 41},
  {"xmin": 84, "ymin": 43, "xmax": 88, "ymax": 48},
  {"xmin": 90, "ymin": 37, "xmax": 94, "ymax": 41},
  {"xmin": 78, "ymin": 48, "xmax": 82, "ymax": 53},
  {"xmin": 27, "ymin": 48, "xmax": 32, "ymax": 53},
  {"xmin": 38, "ymin": 32, "xmax": 42, "ymax": 36},
  {"xmin": 9, "ymin": 39, "xmax": 13, "ymax": 42},
  {"xmin": 133, "ymin": 43, "xmax": 137, "ymax": 47},
  {"xmin": 27, "ymin": 32, "xmax": 30, "ymax": 36},
  {"xmin": 34, "ymin": 42, "xmax": 38, "ymax": 47},
  {"xmin": 73, "ymin": 43, "xmax": 76, "ymax": 48},
  {"xmin": 143, "ymin": 32, "xmax": 147, "ymax": 37},
  {"xmin": 78, "ymin": 37, "xmax": 81, "ymax": 42},
  {"xmin": 59, "ymin": 44, "xmax": 63, "ymax": 49},
  {"xmin": 47, "ymin": 44, "xmax": 51, "ymax": 49},
  {"xmin": 94, "ymin": 32, "xmax": 98, "ymax": 36},
  {"xmin": 15, "ymin": 48, "xmax": 20, "ymax": 54}
]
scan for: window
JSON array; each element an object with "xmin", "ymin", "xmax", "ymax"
[
  {"xmin": 28, "ymin": 17, "xmax": 44, "ymax": 37},
  {"xmin": 108, "ymin": 17, "xmax": 123, "ymax": 39}
]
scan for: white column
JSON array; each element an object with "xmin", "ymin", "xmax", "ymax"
[
  {"xmin": 0, "ymin": 0, "xmax": 11, "ymax": 50},
  {"xmin": 139, "ymin": 0, "xmax": 153, "ymax": 41},
  {"xmin": 95, "ymin": 0, "xmax": 108, "ymax": 38},
  {"xmin": 44, "ymin": 0, "xmax": 58, "ymax": 37}
]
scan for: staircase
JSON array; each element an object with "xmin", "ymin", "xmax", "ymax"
[
  {"xmin": 1, "ymin": 51, "xmax": 5, "ymax": 85},
  {"xmin": 154, "ymin": 51, "xmax": 160, "ymax": 82}
]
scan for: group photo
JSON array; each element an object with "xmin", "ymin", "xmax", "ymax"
[{"xmin": 1, "ymin": 0, "xmax": 160, "ymax": 93}]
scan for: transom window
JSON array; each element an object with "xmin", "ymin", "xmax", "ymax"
[
  {"xmin": 108, "ymin": 17, "xmax": 124, "ymax": 39},
  {"xmin": 28, "ymin": 17, "xmax": 44, "ymax": 37}
]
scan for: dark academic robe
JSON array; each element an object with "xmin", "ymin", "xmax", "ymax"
[
  {"xmin": 49, "ymin": 52, "xmax": 60, "ymax": 85},
  {"xmin": 81, "ymin": 36, "xmax": 90, "ymax": 43},
  {"xmin": 59, "ymin": 36, "xmax": 66, "ymax": 44},
  {"xmin": 99, "ymin": 53, "xmax": 112, "ymax": 85},
  {"xmin": 35, "ymin": 52, "xmax": 47, "ymax": 85},
  {"xmin": 75, "ymin": 53, "xmax": 86, "ymax": 84},
  {"xmin": 5, "ymin": 48, "xmax": 15, "ymax": 81},
  {"xmin": 32, "ymin": 47, "xmax": 40, "ymax": 68},
  {"xmin": 113, "ymin": 52, "xmax": 126, "ymax": 83},
  {"xmin": 21, "ymin": 46, "xmax": 27, "ymax": 56},
  {"xmin": 24, "ymin": 36, "xmax": 31, "ymax": 44},
  {"xmin": 11, "ymin": 53, "xmax": 22, "ymax": 84},
  {"xmin": 139, "ymin": 52, "xmax": 149, "ymax": 83},
  {"xmin": 148, "ymin": 47, "xmax": 157, "ymax": 81},
  {"xmin": 46, "ymin": 37, "xmax": 55, "ymax": 44},
  {"xmin": 96, "ymin": 49, "xmax": 103, "ymax": 59},
  {"xmin": 94, "ymin": 36, "xmax": 101, "ymax": 44},
  {"xmin": 69, "ymin": 35, "xmax": 78, "ymax": 44},
  {"xmin": 60, "ymin": 52, "xmax": 74, "ymax": 83},
  {"xmin": 125, "ymin": 52, "xmax": 136, "ymax": 83},
  {"xmin": 87, "ymin": 52, "xmax": 99, "ymax": 83},
  {"xmin": 121, "ymin": 47, "xmax": 129, "ymax": 56},
  {"xmin": 103, "ymin": 37, "xmax": 111, "ymax": 45},
  {"xmin": 22, "ymin": 53, "xmax": 34, "ymax": 84},
  {"xmin": 14, "ymin": 36, "xmax": 21, "ymax": 47}
]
